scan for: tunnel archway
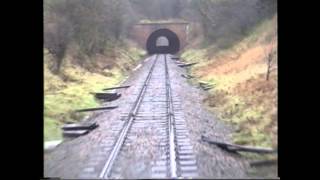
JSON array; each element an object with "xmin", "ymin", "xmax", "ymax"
[{"xmin": 146, "ymin": 28, "xmax": 180, "ymax": 54}]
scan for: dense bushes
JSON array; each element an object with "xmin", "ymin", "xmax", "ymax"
[
  {"xmin": 194, "ymin": 0, "xmax": 277, "ymax": 48},
  {"xmin": 44, "ymin": 0, "xmax": 138, "ymax": 72}
]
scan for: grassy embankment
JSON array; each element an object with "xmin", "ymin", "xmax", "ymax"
[
  {"xmin": 44, "ymin": 43, "xmax": 146, "ymax": 141},
  {"xmin": 181, "ymin": 16, "xmax": 277, "ymax": 153}
]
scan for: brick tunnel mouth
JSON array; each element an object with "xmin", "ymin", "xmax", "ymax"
[{"xmin": 146, "ymin": 28, "xmax": 180, "ymax": 54}]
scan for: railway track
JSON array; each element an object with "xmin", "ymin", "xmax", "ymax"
[{"xmin": 79, "ymin": 54, "xmax": 198, "ymax": 179}]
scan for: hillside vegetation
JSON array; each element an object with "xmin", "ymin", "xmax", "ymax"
[
  {"xmin": 182, "ymin": 15, "xmax": 277, "ymax": 148},
  {"xmin": 44, "ymin": 43, "xmax": 145, "ymax": 141},
  {"xmin": 43, "ymin": 0, "xmax": 149, "ymax": 141}
]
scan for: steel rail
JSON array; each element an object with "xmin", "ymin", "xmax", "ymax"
[
  {"xmin": 164, "ymin": 54, "xmax": 178, "ymax": 178},
  {"xmin": 99, "ymin": 54, "xmax": 159, "ymax": 179}
]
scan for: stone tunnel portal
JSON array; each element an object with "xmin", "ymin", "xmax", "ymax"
[{"xmin": 146, "ymin": 29, "xmax": 180, "ymax": 54}]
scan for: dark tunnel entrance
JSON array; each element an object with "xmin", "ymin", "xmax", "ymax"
[{"xmin": 146, "ymin": 29, "xmax": 180, "ymax": 54}]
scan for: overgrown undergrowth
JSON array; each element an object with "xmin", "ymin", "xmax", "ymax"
[
  {"xmin": 44, "ymin": 45, "xmax": 145, "ymax": 141},
  {"xmin": 181, "ymin": 16, "xmax": 277, "ymax": 150}
]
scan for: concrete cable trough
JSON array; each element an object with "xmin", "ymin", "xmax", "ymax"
[
  {"xmin": 91, "ymin": 92, "xmax": 121, "ymax": 102},
  {"xmin": 62, "ymin": 122, "xmax": 99, "ymax": 138}
]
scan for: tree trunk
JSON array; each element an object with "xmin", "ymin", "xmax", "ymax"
[{"xmin": 266, "ymin": 53, "xmax": 272, "ymax": 81}]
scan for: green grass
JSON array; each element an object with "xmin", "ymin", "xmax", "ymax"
[
  {"xmin": 44, "ymin": 117, "xmax": 63, "ymax": 141},
  {"xmin": 202, "ymin": 83, "xmax": 275, "ymax": 148},
  {"xmin": 181, "ymin": 48, "xmax": 208, "ymax": 64},
  {"xmin": 44, "ymin": 46, "xmax": 145, "ymax": 141}
]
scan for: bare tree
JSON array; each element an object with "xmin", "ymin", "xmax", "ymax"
[
  {"xmin": 265, "ymin": 45, "xmax": 274, "ymax": 81},
  {"xmin": 195, "ymin": 0, "xmax": 276, "ymax": 48},
  {"xmin": 44, "ymin": 0, "xmax": 133, "ymax": 73},
  {"xmin": 265, "ymin": 16, "xmax": 277, "ymax": 81}
]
